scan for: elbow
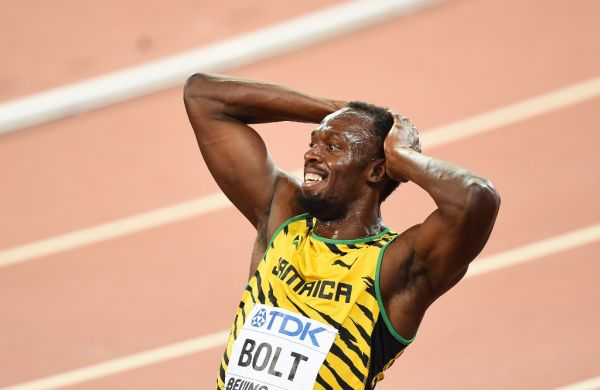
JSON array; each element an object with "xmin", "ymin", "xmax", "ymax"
[{"xmin": 464, "ymin": 177, "xmax": 501, "ymax": 218}]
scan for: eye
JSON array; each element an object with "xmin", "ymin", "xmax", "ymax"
[
  {"xmin": 328, "ymin": 144, "xmax": 338, "ymax": 151},
  {"xmin": 309, "ymin": 142, "xmax": 315, "ymax": 148}
]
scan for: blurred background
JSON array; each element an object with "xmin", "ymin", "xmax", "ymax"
[{"xmin": 1, "ymin": 0, "xmax": 599, "ymax": 389}]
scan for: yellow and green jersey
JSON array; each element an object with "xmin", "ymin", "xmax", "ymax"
[{"xmin": 217, "ymin": 214, "xmax": 414, "ymax": 390}]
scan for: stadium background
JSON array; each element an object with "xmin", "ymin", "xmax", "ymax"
[{"xmin": 1, "ymin": 0, "xmax": 599, "ymax": 389}]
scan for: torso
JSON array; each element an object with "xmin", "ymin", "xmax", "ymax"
[{"xmin": 217, "ymin": 214, "xmax": 415, "ymax": 390}]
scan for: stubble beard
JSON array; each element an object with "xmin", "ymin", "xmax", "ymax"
[{"xmin": 297, "ymin": 192, "xmax": 348, "ymax": 222}]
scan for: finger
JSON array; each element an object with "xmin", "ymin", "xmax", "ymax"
[{"xmin": 387, "ymin": 109, "xmax": 401, "ymax": 122}]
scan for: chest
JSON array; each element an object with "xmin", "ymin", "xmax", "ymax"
[{"xmin": 263, "ymin": 235, "xmax": 381, "ymax": 310}]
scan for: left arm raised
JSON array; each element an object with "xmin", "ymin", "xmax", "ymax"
[{"xmin": 384, "ymin": 114, "xmax": 501, "ymax": 297}]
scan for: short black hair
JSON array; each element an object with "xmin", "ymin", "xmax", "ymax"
[
  {"xmin": 346, "ymin": 101, "xmax": 420, "ymax": 202},
  {"xmin": 347, "ymin": 101, "xmax": 394, "ymax": 144}
]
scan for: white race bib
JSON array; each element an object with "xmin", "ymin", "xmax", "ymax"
[{"xmin": 225, "ymin": 304, "xmax": 338, "ymax": 390}]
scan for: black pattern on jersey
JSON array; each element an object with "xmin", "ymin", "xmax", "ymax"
[
  {"xmin": 316, "ymin": 374, "xmax": 334, "ymax": 390},
  {"xmin": 364, "ymin": 234, "xmax": 394, "ymax": 248},
  {"xmin": 222, "ymin": 343, "xmax": 230, "ymax": 366},
  {"xmin": 325, "ymin": 242, "xmax": 348, "ymax": 256},
  {"xmin": 286, "ymin": 296, "xmax": 312, "ymax": 321},
  {"xmin": 356, "ymin": 302, "xmax": 375, "ymax": 323},
  {"xmin": 219, "ymin": 357, "xmax": 226, "ymax": 383},
  {"xmin": 333, "ymin": 257, "xmax": 358, "ymax": 270},
  {"xmin": 329, "ymin": 342, "xmax": 365, "ymax": 381},
  {"xmin": 287, "ymin": 297, "xmax": 366, "ymax": 383},
  {"xmin": 323, "ymin": 360, "xmax": 354, "ymax": 390},
  {"xmin": 238, "ymin": 301, "xmax": 246, "ymax": 324},
  {"xmin": 306, "ymin": 302, "xmax": 370, "ymax": 368},
  {"xmin": 254, "ymin": 271, "xmax": 266, "ymax": 303},
  {"xmin": 245, "ymin": 282, "xmax": 257, "ymax": 304},
  {"xmin": 351, "ymin": 317, "xmax": 372, "ymax": 345},
  {"xmin": 267, "ymin": 282, "xmax": 278, "ymax": 307},
  {"xmin": 363, "ymin": 239, "xmax": 384, "ymax": 248},
  {"xmin": 306, "ymin": 217, "xmax": 314, "ymax": 230},
  {"xmin": 362, "ymin": 276, "xmax": 376, "ymax": 299},
  {"xmin": 232, "ymin": 314, "xmax": 239, "ymax": 341}
]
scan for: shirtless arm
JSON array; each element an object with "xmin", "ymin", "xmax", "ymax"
[
  {"xmin": 183, "ymin": 73, "xmax": 344, "ymax": 235},
  {"xmin": 381, "ymin": 113, "xmax": 501, "ymax": 337}
]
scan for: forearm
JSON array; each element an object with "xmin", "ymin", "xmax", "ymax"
[
  {"xmin": 384, "ymin": 144, "xmax": 498, "ymax": 213},
  {"xmin": 184, "ymin": 73, "xmax": 345, "ymax": 125},
  {"xmin": 383, "ymin": 116, "xmax": 500, "ymax": 292}
]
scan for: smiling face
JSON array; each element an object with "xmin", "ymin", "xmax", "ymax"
[{"xmin": 298, "ymin": 108, "xmax": 381, "ymax": 221}]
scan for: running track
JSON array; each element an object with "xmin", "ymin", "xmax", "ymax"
[{"xmin": 1, "ymin": 0, "xmax": 599, "ymax": 389}]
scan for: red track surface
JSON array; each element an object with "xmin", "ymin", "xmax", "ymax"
[{"xmin": 1, "ymin": 0, "xmax": 599, "ymax": 389}]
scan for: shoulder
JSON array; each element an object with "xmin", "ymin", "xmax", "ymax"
[
  {"xmin": 259, "ymin": 170, "xmax": 304, "ymax": 244},
  {"xmin": 247, "ymin": 171, "xmax": 305, "ymax": 277},
  {"xmin": 384, "ymin": 224, "xmax": 420, "ymax": 260}
]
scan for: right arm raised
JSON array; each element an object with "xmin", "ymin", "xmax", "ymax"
[{"xmin": 183, "ymin": 73, "xmax": 344, "ymax": 228}]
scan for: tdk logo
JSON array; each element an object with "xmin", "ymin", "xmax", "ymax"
[
  {"xmin": 251, "ymin": 307, "xmax": 326, "ymax": 347},
  {"xmin": 251, "ymin": 308, "xmax": 267, "ymax": 327}
]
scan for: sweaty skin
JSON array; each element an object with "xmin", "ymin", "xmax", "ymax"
[{"xmin": 183, "ymin": 73, "xmax": 500, "ymax": 343}]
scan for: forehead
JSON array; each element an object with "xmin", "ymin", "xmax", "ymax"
[{"xmin": 313, "ymin": 108, "xmax": 373, "ymax": 141}]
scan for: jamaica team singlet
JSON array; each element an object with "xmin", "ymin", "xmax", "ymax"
[{"xmin": 217, "ymin": 214, "xmax": 415, "ymax": 390}]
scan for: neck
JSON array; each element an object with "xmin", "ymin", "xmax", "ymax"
[{"xmin": 312, "ymin": 205, "xmax": 384, "ymax": 240}]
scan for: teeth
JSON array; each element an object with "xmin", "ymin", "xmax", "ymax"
[{"xmin": 304, "ymin": 173, "xmax": 323, "ymax": 182}]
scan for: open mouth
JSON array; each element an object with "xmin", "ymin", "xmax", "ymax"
[
  {"xmin": 303, "ymin": 169, "xmax": 329, "ymax": 189},
  {"xmin": 304, "ymin": 172, "xmax": 325, "ymax": 183}
]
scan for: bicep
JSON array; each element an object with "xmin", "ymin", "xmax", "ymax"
[{"xmin": 185, "ymin": 99, "xmax": 279, "ymax": 227}]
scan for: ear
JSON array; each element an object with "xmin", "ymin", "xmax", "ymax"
[{"xmin": 366, "ymin": 158, "xmax": 386, "ymax": 184}]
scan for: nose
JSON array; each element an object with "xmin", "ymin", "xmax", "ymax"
[{"xmin": 304, "ymin": 145, "xmax": 323, "ymax": 164}]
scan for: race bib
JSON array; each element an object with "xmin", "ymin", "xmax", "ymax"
[{"xmin": 225, "ymin": 304, "xmax": 338, "ymax": 390}]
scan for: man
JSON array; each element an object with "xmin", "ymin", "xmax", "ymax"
[{"xmin": 184, "ymin": 73, "xmax": 500, "ymax": 390}]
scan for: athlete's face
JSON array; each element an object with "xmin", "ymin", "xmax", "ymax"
[{"xmin": 299, "ymin": 108, "xmax": 378, "ymax": 220}]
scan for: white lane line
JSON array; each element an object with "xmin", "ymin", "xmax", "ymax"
[
  {"xmin": 2, "ymin": 223, "xmax": 599, "ymax": 390},
  {"xmin": 1, "ymin": 76, "xmax": 599, "ymax": 268},
  {"xmin": 555, "ymin": 377, "xmax": 600, "ymax": 390},
  {"xmin": 466, "ymin": 224, "xmax": 600, "ymax": 277},
  {"xmin": 0, "ymin": 0, "xmax": 439, "ymax": 134},
  {"xmin": 0, "ymin": 194, "xmax": 231, "ymax": 268},
  {"xmin": 0, "ymin": 330, "xmax": 230, "ymax": 390},
  {"xmin": 420, "ymin": 77, "xmax": 600, "ymax": 148}
]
